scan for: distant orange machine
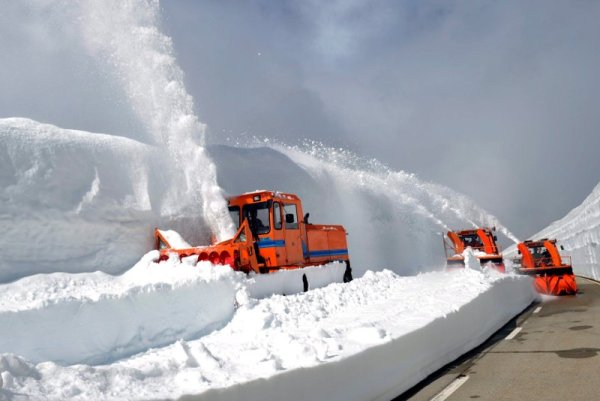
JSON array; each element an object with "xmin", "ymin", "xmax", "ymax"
[
  {"xmin": 513, "ymin": 239, "xmax": 577, "ymax": 296},
  {"xmin": 443, "ymin": 227, "xmax": 505, "ymax": 272},
  {"xmin": 155, "ymin": 191, "xmax": 352, "ymax": 285}
]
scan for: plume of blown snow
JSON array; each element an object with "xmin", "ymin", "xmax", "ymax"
[
  {"xmin": 223, "ymin": 137, "xmax": 517, "ymax": 275},
  {"xmin": 78, "ymin": 0, "xmax": 233, "ymax": 240}
]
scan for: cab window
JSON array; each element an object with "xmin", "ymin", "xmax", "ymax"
[
  {"xmin": 228, "ymin": 206, "xmax": 240, "ymax": 230},
  {"xmin": 273, "ymin": 202, "xmax": 282, "ymax": 230},
  {"xmin": 460, "ymin": 234, "xmax": 483, "ymax": 249},
  {"xmin": 531, "ymin": 246, "xmax": 551, "ymax": 260},
  {"xmin": 242, "ymin": 202, "xmax": 271, "ymax": 235},
  {"xmin": 284, "ymin": 204, "xmax": 298, "ymax": 229}
]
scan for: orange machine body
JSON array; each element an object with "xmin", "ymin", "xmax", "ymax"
[
  {"xmin": 514, "ymin": 239, "xmax": 577, "ymax": 295},
  {"xmin": 155, "ymin": 191, "xmax": 351, "ymax": 279},
  {"xmin": 444, "ymin": 228, "xmax": 505, "ymax": 272}
]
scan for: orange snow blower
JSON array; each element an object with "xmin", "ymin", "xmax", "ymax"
[
  {"xmin": 155, "ymin": 191, "xmax": 352, "ymax": 282},
  {"xmin": 443, "ymin": 227, "xmax": 505, "ymax": 272},
  {"xmin": 513, "ymin": 239, "xmax": 577, "ymax": 295}
]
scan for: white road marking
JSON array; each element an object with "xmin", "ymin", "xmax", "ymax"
[
  {"xmin": 505, "ymin": 326, "xmax": 522, "ymax": 340},
  {"xmin": 533, "ymin": 306, "xmax": 542, "ymax": 314},
  {"xmin": 430, "ymin": 375, "xmax": 469, "ymax": 401}
]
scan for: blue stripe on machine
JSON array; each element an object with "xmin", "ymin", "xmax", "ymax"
[
  {"xmin": 257, "ymin": 239, "xmax": 286, "ymax": 248},
  {"xmin": 308, "ymin": 249, "xmax": 349, "ymax": 257}
]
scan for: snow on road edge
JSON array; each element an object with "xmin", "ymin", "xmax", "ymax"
[
  {"xmin": 0, "ymin": 269, "xmax": 535, "ymax": 401},
  {"xmin": 183, "ymin": 273, "xmax": 534, "ymax": 401}
]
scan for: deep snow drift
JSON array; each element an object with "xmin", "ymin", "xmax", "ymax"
[
  {"xmin": 0, "ymin": 118, "xmax": 517, "ymax": 282},
  {"xmin": 521, "ymin": 182, "xmax": 600, "ymax": 280},
  {"xmin": 0, "ymin": 119, "xmax": 169, "ymax": 282},
  {"xmin": 0, "ymin": 260, "xmax": 535, "ymax": 401},
  {"xmin": 0, "ymin": 253, "xmax": 346, "ymax": 366}
]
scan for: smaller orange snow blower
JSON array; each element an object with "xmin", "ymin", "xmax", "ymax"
[
  {"xmin": 513, "ymin": 239, "xmax": 577, "ymax": 295},
  {"xmin": 443, "ymin": 227, "xmax": 505, "ymax": 272}
]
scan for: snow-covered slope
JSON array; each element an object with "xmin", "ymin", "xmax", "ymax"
[
  {"xmin": 0, "ymin": 118, "xmax": 517, "ymax": 282},
  {"xmin": 0, "ymin": 261, "xmax": 534, "ymax": 401},
  {"xmin": 0, "ymin": 119, "xmax": 167, "ymax": 281},
  {"xmin": 527, "ymin": 182, "xmax": 600, "ymax": 280}
]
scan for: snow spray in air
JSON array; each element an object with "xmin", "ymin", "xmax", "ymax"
[
  {"xmin": 78, "ymin": 0, "xmax": 233, "ymax": 241},
  {"xmin": 220, "ymin": 138, "xmax": 518, "ymax": 276}
]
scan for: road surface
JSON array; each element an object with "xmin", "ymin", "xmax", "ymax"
[{"xmin": 398, "ymin": 276, "xmax": 600, "ymax": 401}]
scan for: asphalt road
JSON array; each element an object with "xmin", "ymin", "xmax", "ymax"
[{"xmin": 397, "ymin": 276, "xmax": 600, "ymax": 401}]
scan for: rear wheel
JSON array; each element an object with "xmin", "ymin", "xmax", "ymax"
[{"xmin": 302, "ymin": 274, "xmax": 309, "ymax": 292}]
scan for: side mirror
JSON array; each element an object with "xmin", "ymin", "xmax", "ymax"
[
  {"xmin": 303, "ymin": 212, "xmax": 310, "ymax": 224},
  {"xmin": 517, "ymin": 250, "xmax": 521, "ymax": 255},
  {"xmin": 493, "ymin": 235, "xmax": 498, "ymax": 241},
  {"xmin": 285, "ymin": 213, "xmax": 295, "ymax": 224}
]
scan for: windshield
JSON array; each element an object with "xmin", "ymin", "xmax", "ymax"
[
  {"xmin": 242, "ymin": 201, "xmax": 271, "ymax": 235},
  {"xmin": 228, "ymin": 206, "xmax": 240, "ymax": 230},
  {"xmin": 459, "ymin": 233, "xmax": 483, "ymax": 249},
  {"xmin": 531, "ymin": 246, "xmax": 551, "ymax": 260}
]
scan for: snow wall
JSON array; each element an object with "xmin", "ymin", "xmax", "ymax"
[
  {"xmin": 0, "ymin": 268, "xmax": 535, "ymax": 400},
  {"xmin": 0, "ymin": 118, "xmax": 517, "ymax": 282},
  {"xmin": 0, "ymin": 0, "xmax": 238, "ymax": 283},
  {"xmin": 178, "ymin": 272, "xmax": 533, "ymax": 401},
  {"xmin": 0, "ymin": 0, "xmax": 519, "ymax": 283}
]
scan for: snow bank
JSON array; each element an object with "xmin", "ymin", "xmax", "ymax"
[
  {"xmin": 0, "ymin": 0, "xmax": 235, "ymax": 282},
  {"xmin": 0, "ymin": 118, "xmax": 172, "ymax": 282},
  {"xmin": 0, "ymin": 254, "xmax": 346, "ymax": 366},
  {"xmin": 1, "ymin": 119, "xmax": 515, "ymax": 283},
  {"xmin": 508, "ymin": 182, "xmax": 600, "ymax": 280},
  {"xmin": 0, "ymin": 269, "xmax": 535, "ymax": 400},
  {"xmin": 0, "ymin": 252, "xmax": 240, "ymax": 365}
]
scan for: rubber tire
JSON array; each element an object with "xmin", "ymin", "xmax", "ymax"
[
  {"xmin": 343, "ymin": 264, "xmax": 353, "ymax": 283},
  {"xmin": 302, "ymin": 274, "xmax": 309, "ymax": 292}
]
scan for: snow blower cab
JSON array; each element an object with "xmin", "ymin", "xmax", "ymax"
[
  {"xmin": 444, "ymin": 227, "xmax": 505, "ymax": 272},
  {"xmin": 513, "ymin": 239, "xmax": 577, "ymax": 295},
  {"xmin": 155, "ymin": 190, "xmax": 352, "ymax": 282}
]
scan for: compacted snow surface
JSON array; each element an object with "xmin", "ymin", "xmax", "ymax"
[{"xmin": 0, "ymin": 258, "xmax": 535, "ymax": 401}]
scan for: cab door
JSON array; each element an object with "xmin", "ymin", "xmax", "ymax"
[
  {"xmin": 271, "ymin": 201, "xmax": 287, "ymax": 266},
  {"xmin": 283, "ymin": 202, "xmax": 304, "ymax": 265}
]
